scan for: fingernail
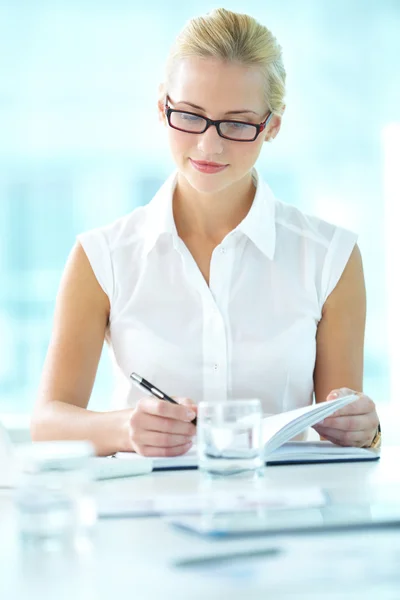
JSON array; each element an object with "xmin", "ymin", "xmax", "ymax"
[
  {"xmin": 329, "ymin": 392, "xmax": 339, "ymax": 399},
  {"xmin": 186, "ymin": 410, "xmax": 196, "ymax": 421}
]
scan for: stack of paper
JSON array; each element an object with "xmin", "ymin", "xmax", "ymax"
[{"xmin": 262, "ymin": 393, "xmax": 360, "ymax": 456}]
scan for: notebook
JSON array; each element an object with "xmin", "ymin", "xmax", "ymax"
[
  {"xmin": 115, "ymin": 441, "xmax": 378, "ymax": 470},
  {"xmin": 114, "ymin": 394, "xmax": 380, "ymax": 469}
]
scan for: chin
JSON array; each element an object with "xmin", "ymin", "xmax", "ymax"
[{"xmin": 182, "ymin": 166, "xmax": 234, "ymax": 195}]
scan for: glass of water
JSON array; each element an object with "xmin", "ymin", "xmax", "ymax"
[
  {"xmin": 197, "ymin": 400, "xmax": 264, "ymax": 477},
  {"xmin": 15, "ymin": 441, "xmax": 97, "ymax": 552}
]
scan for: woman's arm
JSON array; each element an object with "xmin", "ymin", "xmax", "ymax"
[
  {"xmin": 313, "ymin": 244, "xmax": 379, "ymax": 446},
  {"xmin": 314, "ymin": 243, "xmax": 366, "ymax": 402},
  {"xmin": 31, "ymin": 242, "xmax": 131, "ymax": 456}
]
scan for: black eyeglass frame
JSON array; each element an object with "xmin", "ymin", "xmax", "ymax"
[{"xmin": 164, "ymin": 97, "xmax": 273, "ymax": 142}]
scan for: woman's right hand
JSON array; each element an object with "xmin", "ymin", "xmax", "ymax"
[{"xmin": 124, "ymin": 397, "xmax": 197, "ymax": 457}]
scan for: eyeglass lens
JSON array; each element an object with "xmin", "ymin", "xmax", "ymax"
[{"xmin": 169, "ymin": 111, "xmax": 258, "ymax": 141}]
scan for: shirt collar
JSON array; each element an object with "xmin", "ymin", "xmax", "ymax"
[
  {"xmin": 236, "ymin": 169, "xmax": 276, "ymax": 260},
  {"xmin": 142, "ymin": 171, "xmax": 179, "ymax": 256},
  {"xmin": 142, "ymin": 168, "xmax": 276, "ymax": 260}
]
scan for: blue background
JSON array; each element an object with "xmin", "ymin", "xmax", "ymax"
[{"xmin": 0, "ymin": 0, "xmax": 399, "ymax": 412}]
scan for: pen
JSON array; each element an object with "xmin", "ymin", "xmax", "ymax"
[
  {"xmin": 173, "ymin": 547, "xmax": 281, "ymax": 567},
  {"xmin": 129, "ymin": 372, "xmax": 197, "ymax": 426}
]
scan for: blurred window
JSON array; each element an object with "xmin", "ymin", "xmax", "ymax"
[{"xmin": 1, "ymin": 1, "xmax": 398, "ymax": 413}]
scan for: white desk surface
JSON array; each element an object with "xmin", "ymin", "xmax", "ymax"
[{"xmin": 1, "ymin": 445, "xmax": 400, "ymax": 600}]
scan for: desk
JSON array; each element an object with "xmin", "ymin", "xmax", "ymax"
[{"xmin": 1, "ymin": 446, "xmax": 400, "ymax": 600}]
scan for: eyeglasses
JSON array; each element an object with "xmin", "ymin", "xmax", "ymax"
[{"xmin": 164, "ymin": 97, "xmax": 272, "ymax": 142}]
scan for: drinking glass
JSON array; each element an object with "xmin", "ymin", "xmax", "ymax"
[
  {"xmin": 197, "ymin": 400, "xmax": 264, "ymax": 477},
  {"xmin": 15, "ymin": 441, "xmax": 97, "ymax": 552}
]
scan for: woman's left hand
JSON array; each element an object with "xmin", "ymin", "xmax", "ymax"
[{"xmin": 313, "ymin": 388, "xmax": 379, "ymax": 447}]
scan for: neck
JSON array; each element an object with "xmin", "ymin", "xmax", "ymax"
[{"xmin": 173, "ymin": 171, "xmax": 256, "ymax": 244}]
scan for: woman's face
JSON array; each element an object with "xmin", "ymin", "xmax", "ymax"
[{"xmin": 158, "ymin": 56, "xmax": 282, "ymax": 196}]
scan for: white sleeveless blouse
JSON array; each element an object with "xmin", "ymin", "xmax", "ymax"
[{"xmin": 77, "ymin": 169, "xmax": 357, "ymax": 416}]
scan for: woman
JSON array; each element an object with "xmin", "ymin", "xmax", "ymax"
[{"xmin": 31, "ymin": 8, "xmax": 380, "ymax": 456}]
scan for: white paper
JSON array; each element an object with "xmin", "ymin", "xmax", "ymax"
[
  {"xmin": 97, "ymin": 486, "xmax": 326, "ymax": 518},
  {"xmin": 262, "ymin": 394, "xmax": 359, "ymax": 455}
]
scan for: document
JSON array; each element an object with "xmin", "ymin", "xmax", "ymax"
[
  {"xmin": 169, "ymin": 501, "xmax": 400, "ymax": 538},
  {"xmin": 97, "ymin": 486, "xmax": 327, "ymax": 518}
]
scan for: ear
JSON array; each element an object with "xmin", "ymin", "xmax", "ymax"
[
  {"xmin": 157, "ymin": 82, "xmax": 167, "ymax": 125},
  {"xmin": 264, "ymin": 105, "xmax": 285, "ymax": 143}
]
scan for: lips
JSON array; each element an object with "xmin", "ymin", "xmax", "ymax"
[
  {"xmin": 192, "ymin": 160, "xmax": 226, "ymax": 167},
  {"xmin": 189, "ymin": 158, "xmax": 228, "ymax": 174}
]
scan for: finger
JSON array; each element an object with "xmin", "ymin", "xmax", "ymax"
[
  {"xmin": 139, "ymin": 413, "xmax": 196, "ymax": 437},
  {"xmin": 315, "ymin": 425, "xmax": 372, "ymax": 446},
  {"xmin": 319, "ymin": 413, "xmax": 376, "ymax": 432},
  {"xmin": 176, "ymin": 397, "xmax": 198, "ymax": 411},
  {"xmin": 327, "ymin": 387, "xmax": 358, "ymax": 400},
  {"xmin": 138, "ymin": 397, "xmax": 196, "ymax": 422},
  {"xmin": 319, "ymin": 435, "xmax": 354, "ymax": 448},
  {"xmin": 137, "ymin": 441, "xmax": 193, "ymax": 458},
  {"xmin": 328, "ymin": 396, "xmax": 376, "ymax": 418},
  {"xmin": 140, "ymin": 431, "xmax": 193, "ymax": 448}
]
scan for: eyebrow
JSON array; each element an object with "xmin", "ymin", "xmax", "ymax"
[{"xmin": 177, "ymin": 101, "xmax": 259, "ymax": 117}]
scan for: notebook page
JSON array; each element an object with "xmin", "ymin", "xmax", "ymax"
[
  {"xmin": 269, "ymin": 396, "xmax": 360, "ymax": 450},
  {"xmin": 262, "ymin": 394, "xmax": 359, "ymax": 455},
  {"xmin": 264, "ymin": 394, "xmax": 359, "ymax": 454}
]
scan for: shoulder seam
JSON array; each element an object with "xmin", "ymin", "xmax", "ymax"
[{"xmin": 275, "ymin": 216, "xmax": 331, "ymax": 249}]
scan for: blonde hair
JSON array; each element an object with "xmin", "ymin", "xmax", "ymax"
[{"xmin": 164, "ymin": 8, "xmax": 286, "ymax": 116}]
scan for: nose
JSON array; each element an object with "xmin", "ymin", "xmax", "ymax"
[{"xmin": 197, "ymin": 124, "xmax": 224, "ymax": 156}]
